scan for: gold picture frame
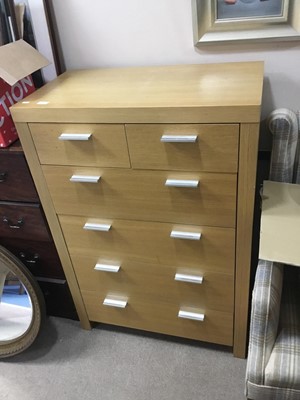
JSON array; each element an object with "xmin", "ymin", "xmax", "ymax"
[{"xmin": 192, "ymin": 0, "xmax": 300, "ymax": 45}]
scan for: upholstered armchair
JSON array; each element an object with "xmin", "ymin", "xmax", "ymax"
[{"xmin": 245, "ymin": 109, "xmax": 300, "ymax": 400}]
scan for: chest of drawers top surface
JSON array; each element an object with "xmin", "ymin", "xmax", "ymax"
[{"xmin": 11, "ymin": 62, "xmax": 264, "ymax": 124}]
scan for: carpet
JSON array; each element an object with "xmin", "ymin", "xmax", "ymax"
[{"xmin": 0, "ymin": 316, "xmax": 247, "ymax": 400}]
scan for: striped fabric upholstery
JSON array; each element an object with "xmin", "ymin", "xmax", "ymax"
[
  {"xmin": 245, "ymin": 109, "xmax": 300, "ymax": 399},
  {"xmin": 247, "ymin": 266, "xmax": 300, "ymax": 399},
  {"xmin": 264, "ymin": 267, "xmax": 300, "ymax": 393},
  {"xmin": 246, "ymin": 261, "xmax": 284, "ymax": 387},
  {"xmin": 296, "ymin": 111, "xmax": 300, "ymax": 184},
  {"xmin": 267, "ymin": 108, "xmax": 298, "ymax": 183}
]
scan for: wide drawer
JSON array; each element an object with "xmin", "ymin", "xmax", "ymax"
[
  {"xmin": 0, "ymin": 153, "xmax": 38, "ymax": 202},
  {"xmin": 59, "ymin": 216, "xmax": 235, "ymax": 273},
  {"xmin": 126, "ymin": 124, "xmax": 239, "ymax": 172},
  {"xmin": 71, "ymin": 257, "xmax": 233, "ymax": 313},
  {"xmin": 29, "ymin": 123, "xmax": 130, "ymax": 168},
  {"xmin": 1, "ymin": 238, "xmax": 65, "ymax": 279},
  {"xmin": 0, "ymin": 202, "xmax": 51, "ymax": 241},
  {"xmin": 81, "ymin": 289, "xmax": 233, "ymax": 346},
  {"xmin": 44, "ymin": 166, "xmax": 237, "ymax": 227}
]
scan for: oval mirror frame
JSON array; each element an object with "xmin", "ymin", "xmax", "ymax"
[{"xmin": 0, "ymin": 245, "xmax": 45, "ymax": 358}]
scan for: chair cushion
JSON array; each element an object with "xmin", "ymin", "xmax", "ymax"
[{"xmin": 246, "ymin": 265, "xmax": 300, "ymax": 400}]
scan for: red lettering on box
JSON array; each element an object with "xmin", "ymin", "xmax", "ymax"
[{"xmin": 0, "ymin": 76, "xmax": 35, "ymax": 147}]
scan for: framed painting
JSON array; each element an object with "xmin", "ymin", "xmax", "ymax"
[{"xmin": 192, "ymin": 0, "xmax": 300, "ymax": 45}]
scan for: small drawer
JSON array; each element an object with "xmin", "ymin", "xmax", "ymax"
[
  {"xmin": 59, "ymin": 216, "xmax": 235, "ymax": 274},
  {"xmin": 70, "ymin": 257, "xmax": 234, "ymax": 313},
  {"xmin": 1, "ymin": 238, "xmax": 65, "ymax": 279},
  {"xmin": 0, "ymin": 153, "xmax": 38, "ymax": 202},
  {"xmin": 29, "ymin": 123, "xmax": 130, "ymax": 168},
  {"xmin": 81, "ymin": 290, "xmax": 233, "ymax": 346},
  {"xmin": 44, "ymin": 166, "xmax": 237, "ymax": 228},
  {"xmin": 0, "ymin": 202, "xmax": 51, "ymax": 241},
  {"xmin": 126, "ymin": 124, "xmax": 239, "ymax": 172}
]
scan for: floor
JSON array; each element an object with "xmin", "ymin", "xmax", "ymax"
[{"xmin": 0, "ymin": 316, "xmax": 247, "ymax": 400}]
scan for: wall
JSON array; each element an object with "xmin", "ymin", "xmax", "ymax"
[{"xmin": 51, "ymin": 0, "xmax": 300, "ymax": 148}]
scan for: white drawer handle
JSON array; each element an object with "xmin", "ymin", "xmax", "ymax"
[
  {"xmin": 165, "ymin": 179, "xmax": 199, "ymax": 188},
  {"xmin": 161, "ymin": 135, "xmax": 198, "ymax": 143},
  {"xmin": 58, "ymin": 133, "xmax": 92, "ymax": 141},
  {"xmin": 175, "ymin": 273, "xmax": 203, "ymax": 284},
  {"xmin": 170, "ymin": 230, "xmax": 201, "ymax": 241},
  {"xmin": 94, "ymin": 263, "xmax": 120, "ymax": 273},
  {"xmin": 83, "ymin": 222, "xmax": 111, "ymax": 231},
  {"xmin": 70, "ymin": 175, "xmax": 101, "ymax": 183},
  {"xmin": 178, "ymin": 310, "xmax": 205, "ymax": 321},
  {"xmin": 103, "ymin": 297, "xmax": 127, "ymax": 308}
]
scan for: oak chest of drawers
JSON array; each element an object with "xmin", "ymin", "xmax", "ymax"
[{"xmin": 11, "ymin": 62, "xmax": 264, "ymax": 357}]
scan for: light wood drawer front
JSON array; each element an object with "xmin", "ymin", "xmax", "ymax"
[
  {"xmin": 81, "ymin": 290, "xmax": 233, "ymax": 346},
  {"xmin": 59, "ymin": 216, "xmax": 235, "ymax": 274},
  {"xmin": 126, "ymin": 124, "xmax": 239, "ymax": 172},
  {"xmin": 29, "ymin": 123, "xmax": 130, "ymax": 168},
  {"xmin": 44, "ymin": 166, "xmax": 237, "ymax": 228},
  {"xmin": 70, "ymin": 256, "xmax": 234, "ymax": 313}
]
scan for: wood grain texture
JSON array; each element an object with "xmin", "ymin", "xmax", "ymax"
[
  {"xmin": 234, "ymin": 123, "xmax": 260, "ymax": 358},
  {"xmin": 12, "ymin": 63, "xmax": 264, "ymax": 356},
  {"xmin": 58, "ymin": 215, "xmax": 236, "ymax": 274},
  {"xmin": 0, "ymin": 202, "xmax": 50, "ymax": 241},
  {"xmin": 126, "ymin": 124, "xmax": 239, "ymax": 172},
  {"xmin": 43, "ymin": 166, "xmax": 237, "ymax": 227},
  {"xmin": 1, "ymin": 237, "xmax": 65, "ymax": 279},
  {"xmin": 11, "ymin": 62, "xmax": 264, "ymax": 124},
  {"xmin": 29, "ymin": 123, "xmax": 130, "ymax": 168},
  {"xmin": 0, "ymin": 152, "xmax": 38, "ymax": 202},
  {"xmin": 14, "ymin": 122, "xmax": 91, "ymax": 330},
  {"xmin": 68, "ymin": 257, "xmax": 234, "ymax": 313},
  {"xmin": 81, "ymin": 289, "xmax": 233, "ymax": 346}
]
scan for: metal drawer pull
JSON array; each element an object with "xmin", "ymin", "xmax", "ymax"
[
  {"xmin": 170, "ymin": 230, "xmax": 201, "ymax": 241},
  {"xmin": 70, "ymin": 175, "xmax": 101, "ymax": 183},
  {"xmin": 0, "ymin": 172, "xmax": 7, "ymax": 182},
  {"xmin": 103, "ymin": 298, "xmax": 127, "ymax": 308},
  {"xmin": 165, "ymin": 179, "xmax": 199, "ymax": 188},
  {"xmin": 178, "ymin": 310, "xmax": 205, "ymax": 322},
  {"xmin": 58, "ymin": 133, "xmax": 92, "ymax": 141},
  {"xmin": 19, "ymin": 252, "xmax": 39, "ymax": 265},
  {"xmin": 161, "ymin": 135, "xmax": 198, "ymax": 143},
  {"xmin": 83, "ymin": 222, "xmax": 111, "ymax": 231},
  {"xmin": 94, "ymin": 263, "xmax": 120, "ymax": 273},
  {"xmin": 3, "ymin": 217, "xmax": 24, "ymax": 229},
  {"xmin": 175, "ymin": 273, "xmax": 203, "ymax": 284}
]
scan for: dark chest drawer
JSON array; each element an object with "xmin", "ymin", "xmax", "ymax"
[
  {"xmin": 37, "ymin": 278, "xmax": 78, "ymax": 320},
  {"xmin": 0, "ymin": 202, "xmax": 51, "ymax": 241},
  {"xmin": 0, "ymin": 149, "xmax": 38, "ymax": 202},
  {"xmin": 0, "ymin": 237, "xmax": 65, "ymax": 279}
]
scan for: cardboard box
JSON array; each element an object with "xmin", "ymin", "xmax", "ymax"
[
  {"xmin": 259, "ymin": 180, "xmax": 300, "ymax": 267},
  {"xmin": 0, "ymin": 39, "xmax": 49, "ymax": 147}
]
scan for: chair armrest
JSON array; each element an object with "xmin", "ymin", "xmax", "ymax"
[
  {"xmin": 246, "ymin": 259, "xmax": 284, "ymax": 385},
  {"xmin": 267, "ymin": 108, "xmax": 298, "ymax": 183}
]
